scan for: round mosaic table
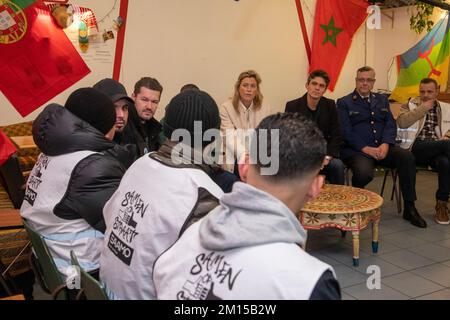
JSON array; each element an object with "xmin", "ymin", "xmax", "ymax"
[{"xmin": 299, "ymin": 184, "xmax": 383, "ymax": 267}]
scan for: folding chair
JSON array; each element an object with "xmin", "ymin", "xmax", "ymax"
[
  {"xmin": 379, "ymin": 167, "xmax": 402, "ymax": 213},
  {"xmin": 0, "ymin": 153, "xmax": 25, "ymax": 209},
  {"xmin": 22, "ymin": 219, "xmax": 68, "ymax": 300},
  {"xmin": 70, "ymin": 251, "xmax": 108, "ymax": 300}
]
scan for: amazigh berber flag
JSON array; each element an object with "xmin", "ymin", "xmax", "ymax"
[{"xmin": 390, "ymin": 15, "xmax": 450, "ymax": 103}]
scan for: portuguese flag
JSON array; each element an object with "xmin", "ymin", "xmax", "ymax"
[
  {"xmin": 390, "ymin": 15, "xmax": 450, "ymax": 103},
  {"xmin": 0, "ymin": 0, "xmax": 90, "ymax": 116},
  {"xmin": 309, "ymin": 0, "xmax": 368, "ymax": 91}
]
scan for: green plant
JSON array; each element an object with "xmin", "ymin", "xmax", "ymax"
[
  {"xmin": 373, "ymin": 0, "xmax": 447, "ymax": 34},
  {"xmin": 409, "ymin": 1, "xmax": 437, "ymax": 33}
]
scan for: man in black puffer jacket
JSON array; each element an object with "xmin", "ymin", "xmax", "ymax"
[{"xmin": 21, "ymin": 88, "xmax": 134, "ymax": 280}]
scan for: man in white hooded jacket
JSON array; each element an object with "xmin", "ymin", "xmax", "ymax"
[{"xmin": 153, "ymin": 113, "xmax": 341, "ymax": 300}]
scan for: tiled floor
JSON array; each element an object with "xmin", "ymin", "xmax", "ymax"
[
  {"xmin": 308, "ymin": 171, "xmax": 450, "ymax": 300},
  {"xmin": 32, "ymin": 171, "xmax": 450, "ymax": 300}
]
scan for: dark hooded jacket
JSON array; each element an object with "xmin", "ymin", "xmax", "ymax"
[
  {"xmin": 32, "ymin": 104, "xmax": 134, "ymax": 232},
  {"xmin": 118, "ymin": 103, "xmax": 163, "ymax": 157}
]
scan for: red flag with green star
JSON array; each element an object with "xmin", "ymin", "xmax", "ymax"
[
  {"xmin": 0, "ymin": 0, "xmax": 90, "ymax": 117},
  {"xmin": 309, "ymin": 0, "xmax": 368, "ymax": 91}
]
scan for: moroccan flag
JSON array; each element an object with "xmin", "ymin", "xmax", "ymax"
[
  {"xmin": 309, "ymin": 0, "xmax": 368, "ymax": 91},
  {"xmin": 0, "ymin": 0, "xmax": 90, "ymax": 116},
  {"xmin": 390, "ymin": 16, "xmax": 450, "ymax": 103},
  {"xmin": 0, "ymin": 129, "xmax": 16, "ymax": 166}
]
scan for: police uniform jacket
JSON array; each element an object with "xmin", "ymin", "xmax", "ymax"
[{"xmin": 336, "ymin": 90, "xmax": 397, "ymax": 160}]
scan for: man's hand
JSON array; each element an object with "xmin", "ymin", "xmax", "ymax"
[
  {"xmin": 362, "ymin": 146, "xmax": 380, "ymax": 160},
  {"xmin": 376, "ymin": 143, "xmax": 389, "ymax": 160},
  {"xmin": 422, "ymin": 99, "xmax": 435, "ymax": 111}
]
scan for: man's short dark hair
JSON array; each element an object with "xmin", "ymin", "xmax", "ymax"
[
  {"xmin": 357, "ymin": 66, "xmax": 375, "ymax": 74},
  {"xmin": 307, "ymin": 70, "xmax": 330, "ymax": 87},
  {"xmin": 250, "ymin": 113, "xmax": 326, "ymax": 181},
  {"xmin": 133, "ymin": 77, "xmax": 163, "ymax": 95},
  {"xmin": 420, "ymin": 78, "xmax": 439, "ymax": 89}
]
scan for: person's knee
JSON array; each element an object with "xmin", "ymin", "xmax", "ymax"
[
  {"xmin": 435, "ymin": 155, "xmax": 450, "ymax": 170},
  {"xmin": 397, "ymin": 149, "xmax": 415, "ymax": 167},
  {"xmin": 329, "ymin": 159, "xmax": 345, "ymax": 172},
  {"xmin": 443, "ymin": 140, "xmax": 450, "ymax": 155},
  {"xmin": 351, "ymin": 168, "xmax": 374, "ymax": 187}
]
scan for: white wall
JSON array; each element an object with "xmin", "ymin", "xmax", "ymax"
[
  {"xmin": 0, "ymin": 0, "xmax": 443, "ymax": 126},
  {"xmin": 120, "ymin": 0, "xmax": 312, "ymax": 119},
  {"xmin": 119, "ymin": 0, "xmax": 375, "ymax": 118}
]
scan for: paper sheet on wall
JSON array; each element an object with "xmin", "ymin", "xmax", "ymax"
[{"xmin": 63, "ymin": 18, "xmax": 115, "ymax": 66}]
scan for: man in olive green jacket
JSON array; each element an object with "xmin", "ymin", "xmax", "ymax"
[{"xmin": 397, "ymin": 78, "xmax": 450, "ymax": 225}]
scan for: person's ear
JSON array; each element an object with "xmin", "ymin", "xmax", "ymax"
[
  {"xmin": 238, "ymin": 154, "xmax": 250, "ymax": 183},
  {"xmin": 131, "ymin": 92, "xmax": 137, "ymax": 102},
  {"xmin": 305, "ymin": 174, "xmax": 325, "ymax": 203}
]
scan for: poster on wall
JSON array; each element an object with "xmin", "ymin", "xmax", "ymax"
[
  {"xmin": 46, "ymin": 2, "xmax": 116, "ymax": 66},
  {"xmin": 0, "ymin": 0, "xmax": 90, "ymax": 117}
]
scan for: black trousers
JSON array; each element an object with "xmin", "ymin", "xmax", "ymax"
[
  {"xmin": 344, "ymin": 145, "xmax": 417, "ymax": 202},
  {"xmin": 412, "ymin": 139, "xmax": 450, "ymax": 201}
]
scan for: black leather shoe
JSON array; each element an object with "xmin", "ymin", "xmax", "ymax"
[{"xmin": 403, "ymin": 205, "xmax": 427, "ymax": 228}]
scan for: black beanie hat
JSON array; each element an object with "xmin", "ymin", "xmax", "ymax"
[
  {"xmin": 65, "ymin": 87, "xmax": 116, "ymax": 134},
  {"xmin": 92, "ymin": 78, "xmax": 134, "ymax": 104},
  {"xmin": 163, "ymin": 90, "xmax": 220, "ymax": 140}
]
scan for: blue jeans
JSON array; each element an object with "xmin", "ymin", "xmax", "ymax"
[{"xmin": 322, "ymin": 158, "xmax": 345, "ymax": 185}]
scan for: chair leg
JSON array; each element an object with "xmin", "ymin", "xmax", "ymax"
[
  {"xmin": 390, "ymin": 170, "xmax": 395, "ymax": 201},
  {"xmin": 344, "ymin": 167, "xmax": 350, "ymax": 186},
  {"xmin": 390, "ymin": 170, "xmax": 402, "ymax": 213},
  {"xmin": 51, "ymin": 284, "xmax": 68, "ymax": 300},
  {"xmin": 28, "ymin": 253, "xmax": 50, "ymax": 294},
  {"xmin": 380, "ymin": 169, "xmax": 388, "ymax": 196},
  {"xmin": 0, "ymin": 262, "xmax": 14, "ymax": 296}
]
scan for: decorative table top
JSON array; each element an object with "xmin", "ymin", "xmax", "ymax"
[{"xmin": 301, "ymin": 184, "xmax": 383, "ymax": 215}]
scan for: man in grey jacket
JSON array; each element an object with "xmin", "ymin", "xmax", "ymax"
[
  {"xmin": 153, "ymin": 113, "xmax": 341, "ymax": 300},
  {"xmin": 397, "ymin": 77, "xmax": 450, "ymax": 225}
]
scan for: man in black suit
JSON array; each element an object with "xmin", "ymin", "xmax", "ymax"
[{"xmin": 285, "ymin": 70, "xmax": 344, "ymax": 185}]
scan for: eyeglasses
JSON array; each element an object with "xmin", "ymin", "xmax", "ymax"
[{"xmin": 356, "ymin": 78, "xmax": 376, "ymax": 83}]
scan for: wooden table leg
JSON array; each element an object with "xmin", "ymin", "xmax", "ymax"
[
  {"xmin": 372, "ymin": 219, "xmax": 380, "ymax": 254},
  {"xmin": 352, "ymin": 231, "xmax": 360, "ymax": 267}
]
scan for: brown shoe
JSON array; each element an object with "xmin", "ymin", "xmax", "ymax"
[{"xmin": 435, "ymin": 200, "xmax": 450, "ymax": 225}]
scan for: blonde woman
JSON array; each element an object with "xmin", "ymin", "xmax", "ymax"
[{"xmin": 220, "ymin": 70, "xmax": 270, "ymax": 173}]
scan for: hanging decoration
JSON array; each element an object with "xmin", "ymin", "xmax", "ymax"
[
  {"xmin": 50, "ymin": 4, "xmax": 73, "ymax": 28},
  {"xmin": 113, "ymin": 16, "xmax": 123, "ymax": 31},
  {"xmin": 96, "ymin": 0, "xmax": 120, "ymax": 42},
  {"xmin": 102, "ymin": 29, "xmax": 114, "ymax": 42},
  {"xmin": 47, "ymin": 0, "xmax": 122, "ymax": 44},
  {"xmin": 78, "ymin": 20, "xmax": 88, "ymax": 52}
]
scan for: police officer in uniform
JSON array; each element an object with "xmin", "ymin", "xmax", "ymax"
[{"xmin": 337, "ymin": 66, "xmax": 426, "ymax": 228}]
